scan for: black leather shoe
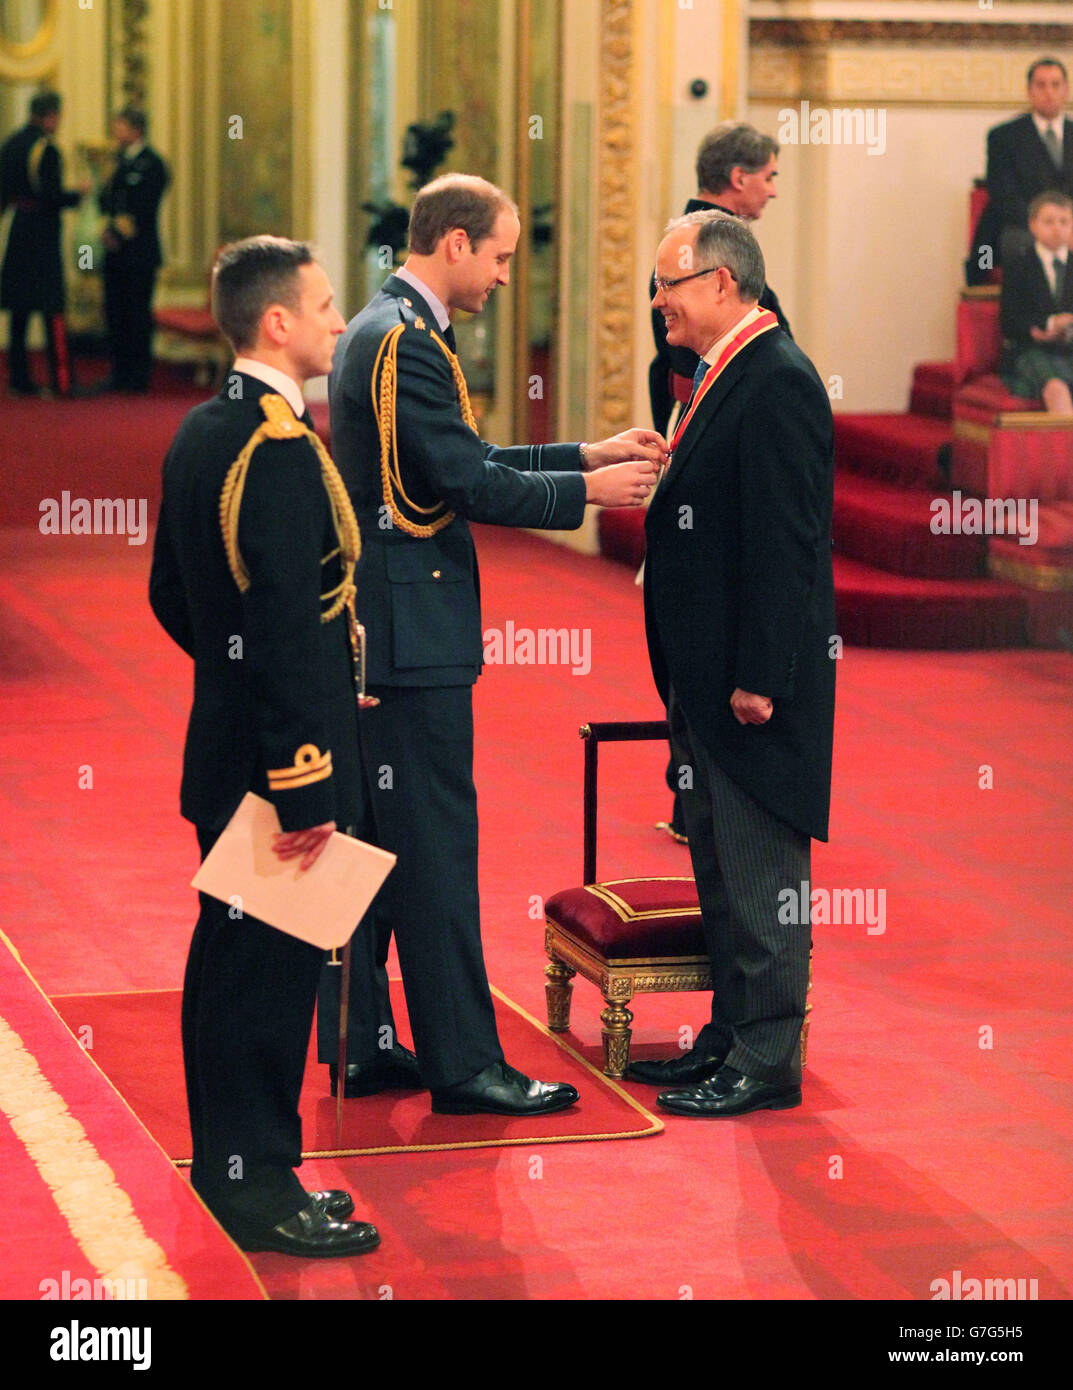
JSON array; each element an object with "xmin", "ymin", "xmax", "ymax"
[
  {"xmin": 329, "ymin": 1045, "xmax": 423, "ymax": 1097},
  {"xmin": 307, "ymin": 1189, "xmax": 354, "ymax": 1220},
  {"xmin": 657, "ymin": 1066, "xmax": 801, "ymax": 1118},
  {"xmin": 627, "ymin": 1049, "xmax": 725, "ymax": 1086},
  {"xmin": 238, "ymin": 1201, "xmax": 380, "ymax": 1257},
  {"xmin": 430, "ymin": 1061, "xmax": 579, "ymax": 1116}
]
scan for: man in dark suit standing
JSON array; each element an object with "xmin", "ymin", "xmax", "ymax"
[
  {"xmin": 98, "ymin": 106, "xmax": 169, "ymax": 392},
  {"xmin": 648, "ymin": 121, "xmax": 792, "ymax": 844},
  {"xmin": 0, "ymin": 90, "xmax": 84, "ymax": 396},
  {"xmin": 648, "ymin": 121, "xmax": 791, "ymax": 438},
  {"xmin": 969, "ymin": 57, "xmax": 1073, "ymax": 281},
  {"xmin": 150, "ymin": 236, "xmax": 380, "ymax": 1256},
  {"xmin": 320, "ymin": 172, "xmax": 665, "ymax": 1116},
  {"xmin": 630, "ymin": 210, "xmax": 835, "ymax": 1117}
]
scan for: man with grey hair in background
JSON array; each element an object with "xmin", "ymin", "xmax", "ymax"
[
  {"xmin": 631, "ymin": 209, "xmax": 835, "ymax": 1117},
  {"xmin": 648, "ymin": 120, "xmax": 791, "ymax": 437}
]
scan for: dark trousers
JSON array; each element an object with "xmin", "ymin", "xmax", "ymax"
[
  {"xmin": 104, "ymin": 258, "xmax": 157, "ymax": 389},
  {"xmin": 6, "ymin": 308, "xmax": 64, "ymax": 391},
  {"xmin": 316, "ymin": 684, "xmax": 504, "ymax": 1090},
  {"xmin": 669, "ymin": 693, "xmax": 811, "ymax": 1083},
  {"xmin": 183, "ymin": 825, "xmax": 324, "ymax": 1239}
]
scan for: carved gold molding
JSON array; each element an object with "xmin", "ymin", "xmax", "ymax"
[
  {"xmin": 751, "ymin": 19, "xmax": 1073, "ymax": 47},
  {"xmin": 114, "ymin": 0, "xmax": 150, "ymax": 108},
  {"xmin": 751, "ymin": 47, "xmax": 1073, "ymax": 106},
  {"xmin": 594, "ymin": 0, "xmax": 638, "ymax": 440}
]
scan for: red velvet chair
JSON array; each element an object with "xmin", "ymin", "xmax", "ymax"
[
  {"xmin": 543, "ymin": 721, "xmax": 811, "ymax": 1078},
  {"xmin": 951, "ymin": 291, "xmax": 1073, "ymax": 500}
]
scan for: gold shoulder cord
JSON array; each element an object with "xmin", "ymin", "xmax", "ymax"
[
  {"xmin": 371, "ymin": 323, "xmax": 477, "ymax": 538},
  {"xmin": 27, "ymin": 137, "xmax": 49, "ymax": 194},
  {"xmin": 219, "ymin": 393, "xmax": 361, "ymax": 624}
]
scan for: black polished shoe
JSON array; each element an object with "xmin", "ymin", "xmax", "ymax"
[
  {"xmin": 329, "ymin": 1045, "xmax": 423, "ymax": 1097},
  {"xmin": 430, "ymin": 1061, "xmax": 579, "ymax": 1116},
  {"xmin": 657, "ymin": 1065, "xmax": 801, "ymax": 1118},
  {"xmin": 238, "ymin": 1201, "xmax": 380, "ymax": 1257},
  {"xmin": 307, "ymin": 1189, "xmax": 354, "ymax": 1220},
  {"xmin": 627, "ymin": 1049, "xmax": 725, "ymax": 1086}
]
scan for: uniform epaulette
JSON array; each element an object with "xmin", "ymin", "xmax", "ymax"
[
  {"xmin": 219, "ymin": 393, "xmax": 362, "ymax": 625},
  {"xmin": 371, "ymin": 319, "xmax": 477, "ymax": 538}
]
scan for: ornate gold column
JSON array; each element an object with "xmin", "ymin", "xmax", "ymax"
[{"xmin": 593, "ymin": 0, "xmax": 641, "ymax": 441}]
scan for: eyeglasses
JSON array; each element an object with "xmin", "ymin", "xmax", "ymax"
[{"xmin": 653, "ymin": 265, "xmax": 735, "ymax": 294}]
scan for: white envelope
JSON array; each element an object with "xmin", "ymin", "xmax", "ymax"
[{"xmin": 191, "ymin": 792, "xmax": 396, "ymax": 949}]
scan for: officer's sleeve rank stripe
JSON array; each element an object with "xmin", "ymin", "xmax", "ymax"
[
  {"xmin": 268, "ymin": 743, "xmax": 333, "ymax": 791},
  {"xmin": 535, "ymin": 471, "xmax": 556, "ymax": 529}
]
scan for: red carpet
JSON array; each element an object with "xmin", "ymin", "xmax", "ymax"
[
  {"xmin": 1, "ymin": 500, "xmax": 1071, "ymax": 1300},
  {"xmin": 0, "ymin": 931, "xmax": 264, "ymax": 1300},
  {"xmin": 50, "ymin": 984, "xmax": 660, "ymax": 1162}
]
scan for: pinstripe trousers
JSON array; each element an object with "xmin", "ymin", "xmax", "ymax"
[{"xmin": 668, "ymin": 691, "xmax": 812, "ymax": 1084}]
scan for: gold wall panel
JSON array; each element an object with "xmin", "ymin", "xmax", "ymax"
[
  {"xmin": 594, "ymin": 0, "xmax": 639, "ymax": 440},
  {"xmin": 218, "ymin": 0, "xmax": 294, "ymax": 242},
  {"xmin": 751, "ymin": 45, "xmax": 1073, "ymax": 107}
]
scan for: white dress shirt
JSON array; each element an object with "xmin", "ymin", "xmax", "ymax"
[{"xmin": 231, "ymin": 357, "xmax": 307, "ymax": 418}]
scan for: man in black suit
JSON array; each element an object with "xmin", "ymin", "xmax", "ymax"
[
  {"xmin": 648, "ymin": 121, "xmax": 791, "ymax": 438},
  {"xmin": 969, "ymin": 57, "xmax": 1073, "ymax": 282},
  {"xmin": 0, "ymin": 90, "xmax": 84, "ymax": 396},
  {"xmin": 319, "ymin": 172, "xmax": 665, "ymax": 1116},
  {"xmin": 98, "ymin": 107, "xmax": 169, "ymax": 392},
  {"xmin": 630, "ymin": 210, "xmax": 835, "ymax": 1117},
  {"xmin": 648, "ymin": 121, "xmax": 792, "ymax": 843},
  {"xmin": 150, "ymin": 236, "xmax": 380, "ymax": 1256}
]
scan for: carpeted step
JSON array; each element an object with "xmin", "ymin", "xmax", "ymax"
[
  {"xmin": 909, "ymin": 361, "xmax": 957, "ymax": 421},
  {"xmin": 834, "ymin": 412, "xmax": 951, "ymax": 490},
  {"xmin": 834, "ymin": 473, "xmax": 985, "ymax": 580},
  {"xmin": 833, "ymin": 553, "xmax": 1026, "ymax": 649}
]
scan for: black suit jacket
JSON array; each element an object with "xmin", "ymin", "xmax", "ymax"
[
  {"xmin": 99, "ymin": 144, "xmax": 169, "ymax": 270},
  {"xmin": 648, "ymin": 197, "xmax": 792, "ymax": 435},
  {"xmin": 1000, "ymin": 243, "xmax": 1073, "ymax": 346},
  {"xmin": 0, "ymin": 123, "xmax": 81, "ymax": 313},
  {"xmin": 970, "ymin": 113, "xmax": 1073, "ymax": 277},
  {"xmin": 988, "ymin": 113, "xmax": 1073, "ymax": 233},
  {"xmin": 329, "ymin": 274, "xmax": 587, "ymax": 687},
  {"xmin": 644, "ymin": 327, "xmax": 835, "ymax": 841},
  {"xmin": 149, "ymin": 375, "xmax": 362, "ymax": 833}
]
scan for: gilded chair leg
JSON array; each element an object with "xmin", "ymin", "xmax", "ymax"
[
  {"xmin": 801, "ymin": 945, "xmax": 814, "ymax": 1068},
  {"xmin": 545, "ymin": 960, "xmax": 576, "ymax": 1032},
  {"xmin": 600, "ymin": 996, "xmax": 634, "ymax": 1079}
]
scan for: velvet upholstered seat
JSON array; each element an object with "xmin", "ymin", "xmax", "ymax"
[{"xmin": 543, "ymin": 722, "xmax": 812, "ymax": 1078}]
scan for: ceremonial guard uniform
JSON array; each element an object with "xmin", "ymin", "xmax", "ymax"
[
  {"xmin": 0, "ymin": 120, "xmax": 81, "ymax": 394},
  {"xmin": 150, "ymin": 375, "xmax": 365, "ymax": 1242},
  {"xmin": 318, "ymin": 274, "xmax": 587, "ymax": 1092},
  {"xmin": 98, "ymin": 141, "xmax": 169, "ymax": 390}
]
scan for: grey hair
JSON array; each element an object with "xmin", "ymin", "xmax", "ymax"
[
  {"xmin": 696, "ymin": 121, "xmax": 779, "ymax": 195},
  {"xmin": 664, "ymin": 209, "xmax": 766, "ymax": 303}
]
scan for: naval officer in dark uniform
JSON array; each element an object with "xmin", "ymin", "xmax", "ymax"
[
  {"xmin": 319, "ymin": 172, "xmax": 666, "ymax": 1115},
  {"xmin": 150, "ymin": 236, "xmax": 379, "ymax": 1256},
  {"xmin": 0, "ymin": 90, "xmax": 83, "ymax": 396},
  {"xmin": 98, "ymin": 106, "xmax": 169, "ymax": 392}
]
